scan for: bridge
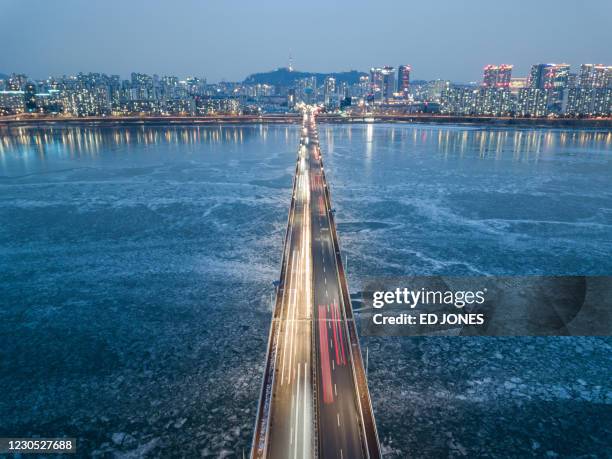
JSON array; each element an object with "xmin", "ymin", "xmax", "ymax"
[{"xmin": 251, "ymin": 108, "xmax": 381, "ymax": 459}]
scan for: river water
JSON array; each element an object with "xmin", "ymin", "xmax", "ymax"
[{"xmin": 1, "ymin": 123, "xmax": 610, "ymax": 457}]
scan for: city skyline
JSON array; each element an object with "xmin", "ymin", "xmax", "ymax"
[
  {"xmin": 2, "ymin": 60, "xmax": 610, "ymax": 118},
  {"xmin": 3, "ymin": 56, "xmax": 610, "ymax": 88},
  {"xmin": 2, "ymin": 60, "xmax": 611, "ymax": 85},
  {"xmin": 1, "ymin": 0, "xmax": 611, "ymax": 83}
]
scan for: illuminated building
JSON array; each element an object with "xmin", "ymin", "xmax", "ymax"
[
  {"xmin": 567, "ymin": 64, "xmax": 612, "ymax": 116},
  {"xmin": 566, "ymin": 88, "xmax": 612, "ymax": 116},
  {"xmin": 482, "ymin": 64, "xmax": 513, "ymax": 88},
  {"xmin": 567, "ymin": 73, "xmax": 578, "ymax": 89},
  {"xmin": 0, "ymin": 90, "xmax": 25, "ymax": 114},
  {"xmin": 195, "ymin": 96, "xmax": 240, "ymax": 115},
  {"xmin": 163, "ymin": 98, "xmax": 195, "ymax": 115},
  {"xmin": 517, "ymin": 89, "xmax": 551, "ymax": 117},
  {"xmin": 441, "ymin": 87, "xmax": 513, "ymax": 116},
  {"xmin": 527, "ymin": 63, "xmax": 570, "ymax": 114},
  {"xmin": 479, "ymin": 88, "xmax": 513, "ymax": 115},
  {"xmin": 287, "ymin": 88, "xmax": 295, "ymax": 108},
  {"xmin": 509, "ymin": 77, "xmax": 527, "ymax": 95},
  {"xmin": 24, "ymin": 83, "xmax": 37, "ymax": 112},
  {"xmin": 370, "ymin": 67, "xmax": 383, "ymax": 96},
  {"xmin": 7, "ymin": 73, "xmax": 27, "ymax": 91},
  {"xmin": 381, "ymin": 66, "xmax": 395, "ymax": 100},
  {"xmin": 324, "ymin": 76, "xmax": 336, "ymax": 107},
  {"xmin": 131, "ymin": 72, "xmax": 154, "ymax": 100},
  {"xmin": 427, "ymin": 80, "xmax": 450, "ymax": 102},
  {"xmin": 592, "ymin": 88, "xmax": 612, "ymax": 115},
  {"xmin": 35, "ymin": 90, "xmax": 63, "ymax": 114},
  {"xmin": 370, "ymin": 66, "xmax": 395, "ymax": 101},
  {"xmin": 528, "ymin": 63, "xmax": 570, "ymax": 90},
  {"xmin": 579, "ymin": 64, "xmax": 612, "ymax": 89},
  {"xmin": 348, "ymin": 75, "xmax": 369, "ymax": 99},
  {"xmin": 293, "ymin": 76, "xmax": 317, "ymax": 103},
  {"xmin": 440, "ymin": 87, "xmax": 477, "ymax": 115},
  {"xmin": 397, "ymin": 65, "xmax": 411, "ymax": 96},
  {"xmin": 529, "ymin": 64, "xmax": 549, "ymax": 89}
]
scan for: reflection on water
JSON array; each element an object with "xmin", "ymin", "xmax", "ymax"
[
  {"xmin": 2, "ymin": 124, "xmax": 611, "ymax": 161},
  {"xmin": 322, "ymin": 124, "xmax": 612, "ymax": 162},
  {"xmin": 0, "ymin": 124, "xmax": 295, "ymax": 159}
]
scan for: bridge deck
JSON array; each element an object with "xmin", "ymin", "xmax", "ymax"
[{"xmin": 252, "ymin": 110, "xmax": 380, "ymax": 459}]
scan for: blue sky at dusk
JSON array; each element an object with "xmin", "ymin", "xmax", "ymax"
[{"xmin": 1, "ymin": 0, "xmax": 611, "ymax": 82}]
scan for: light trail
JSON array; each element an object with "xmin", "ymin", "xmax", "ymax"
[{"xmin": 252, "ymin": 107, "xmax": 379, "ymax": 459}]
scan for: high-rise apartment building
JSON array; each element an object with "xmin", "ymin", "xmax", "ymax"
[
  {"xmin": 324, "ymin": 76, "xmax": 336, "ymax": 107},
  {"xmin": 24, "ymin": 83, "xmax": 37, "ymax": 112},
  {"xmin": 370, "ymin": 66, "xmax": 395, "ymax": 101},
  {"xmin": 528, "ymin": 63, "xmax": 570, "ymax": 90},
  {"xmin": 397, "ymin": 65, "xmax": 411, "ymax": 96},
  {"xmin": 579, "ymin": 64, "xmax": 612, "ymax": 89},
  {"xmin": 527, "ymin": 63, "xmax": 571, "ymax": 113},
  {"xmin": 482, "ymin": 65, "xmax": 513, "ymax": 88},
  {"xmin": 427, "ymin": 80, "xmax": 450, "ymax": 102}
]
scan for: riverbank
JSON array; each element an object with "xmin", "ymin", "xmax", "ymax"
[
  {"xmin": 1, "ymin": 114, "xmax": 611, "ymax": 130},
  {"xmin": 331, "ymin": 114, "xmax": 612, "ymax": 129}
]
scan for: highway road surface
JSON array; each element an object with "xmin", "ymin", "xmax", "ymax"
[
  {"xmin": 252, "ymin": 109, "xmax": 380, "ymax": 459},
  {"xmin": 306, "ymin": 115, "xmax": 366, "ymax": 459}
]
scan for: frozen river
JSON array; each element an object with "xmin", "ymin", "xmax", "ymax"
[{"xmin": 1, "ymin": 123, "xmax": 610, "ymax": 457}]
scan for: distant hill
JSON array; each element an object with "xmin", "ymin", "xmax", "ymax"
[
  {"xmin": 0, "ymin": 73, "xmax": 8, "ymax": 81},
  {"xmin": 244, "ymin": 67, "xmax": 367, "ymax": 86}
]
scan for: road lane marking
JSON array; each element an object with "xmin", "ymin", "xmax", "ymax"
[
  {"xmin": 303, "ymin": 362, "xmax": 308, "ymax": 457},
  {"xmin": 286, "ymin": 251, "xmax": 299, "ymax": 384},
  {"xmin": 281, "ymin": 251, "xmax": 298, "ymax": 384},
  {"xmin": 290, "ymin": 391, "xmax": 295, "ymax": 445},
  {"xmin": 318, "ymin": 305, "xmax": 334, "ymax": 404},
  {"xmin": 294, "ymin": 363, "xmax": 300, "ymax": 459},
  {"xmin": 337, "ymin": 412, "xmax": 340, "ymax": 427}
]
